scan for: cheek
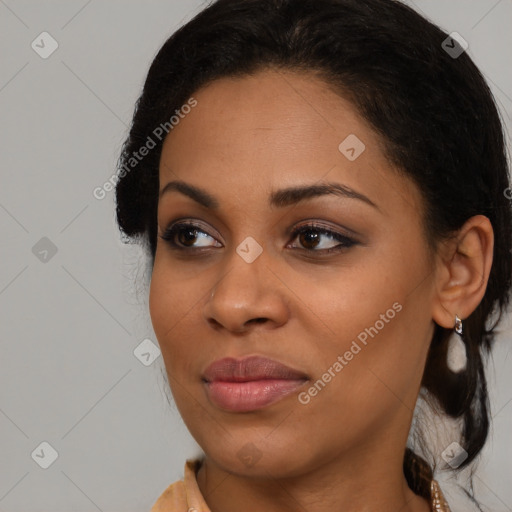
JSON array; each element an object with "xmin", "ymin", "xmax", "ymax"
[
  {"xmin": 148, "ymin": 262, "xmax": 171, "ymax": 341},
  {"xmin": 289, "ymin": 258, "xmax": 408, "ymax": 350},
  {"xmin": 149, "ymin": 264, "xmax": 210, "ymax": 429},
  {"xmin": 149, "ymin": 254, "xmax": 198, "ymax": 334},
  {"xmin": 148, "ymin": 256, "xmax": 217, "ymax": 397},
  {"xmin": 298, "ymin": 237, "xmax": 432, "ymax": 401},
  {"xmin": 148, "ymin": 260, "xmax": 194, "ymax": 365}
]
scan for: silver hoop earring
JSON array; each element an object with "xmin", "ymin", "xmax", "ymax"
[{"xmin": 447, "ymin": 314, "xmax": 467, "ymax": 373}]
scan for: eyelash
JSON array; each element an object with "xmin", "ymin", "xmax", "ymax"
[{"xmin": 159, "ymin": 220, "xmax": 358, "ymax": 255}]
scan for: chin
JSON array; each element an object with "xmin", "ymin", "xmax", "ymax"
[{"xmin": 199, "ymin": 437, "xmax": 317, "ymax": 480}]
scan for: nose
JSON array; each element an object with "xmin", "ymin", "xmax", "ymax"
[{"xmin": 203, "ymin": 249, "xmax": 290, "ymax": 334}]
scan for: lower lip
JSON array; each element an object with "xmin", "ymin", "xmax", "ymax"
[{"xmin": 205, "ymin": 379, "xmax": 307, "ymax": 412}]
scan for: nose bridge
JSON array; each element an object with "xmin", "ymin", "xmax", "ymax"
[
  {"xmin": 205, "ymin": 237, "xmax": 288, "ymax": 331},
  {"xmin": 213, "ymin": 237, "xmax": 266, "ymax": 302}
]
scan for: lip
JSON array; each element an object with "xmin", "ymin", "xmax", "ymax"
[{"xmin": 202, "ymin": 356, "xmax": 308, "ymax": 412}]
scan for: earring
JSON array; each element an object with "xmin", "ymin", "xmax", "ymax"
[
  {"xmin": 454, "ymin": 314, "xmax": 463, "ymax": 335},
  {"xmin": 447, "ymin": 314, "xmax": 467, "ymax": 373}
]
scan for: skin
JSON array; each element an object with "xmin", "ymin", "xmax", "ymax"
[{"xmin": 148, "ymin": 68, "xmax": 494, "ymax": 512}]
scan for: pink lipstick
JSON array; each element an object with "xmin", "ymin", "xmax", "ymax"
[{"xmin": 202, "ymin": 355, "xmax": 308, "ymax": 412}]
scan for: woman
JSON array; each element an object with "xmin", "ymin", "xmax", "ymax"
[{"xmin": 114, "ymin": 0, "xmax": 512, "ymax": 510}]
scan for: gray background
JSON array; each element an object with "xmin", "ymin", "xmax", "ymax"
[{"xmin": 0, "ymin": 1, "xmax": 511, "ymax": 511}]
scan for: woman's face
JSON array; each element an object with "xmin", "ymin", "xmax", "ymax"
[{"xmin": 149, "ymin": 68, "xmax": 438, "ymax": 478}]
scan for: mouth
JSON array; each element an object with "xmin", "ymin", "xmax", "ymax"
[{"xmin": 202, "ymin": 355, "xmax": 309, "ymax": 412}]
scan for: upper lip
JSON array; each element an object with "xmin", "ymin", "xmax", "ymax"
[{"xmin": 202, "ymin": 356, "xmax": 308, "ymax": 383}]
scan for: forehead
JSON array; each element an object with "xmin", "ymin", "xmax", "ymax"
[
  {"xmin": 158, "ymin": 68, "xmax": 420, "ymax": 216},
  {"xmin": 161, "ymin": 68, "xmax": 370, "ymax": 165}
]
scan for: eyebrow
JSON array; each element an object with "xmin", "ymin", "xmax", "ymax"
[{"xmin": 159, "ymin": 179, "xmax": 378, "ymax": 210}]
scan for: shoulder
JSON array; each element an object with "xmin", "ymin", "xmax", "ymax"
[
  {"xmin": 149, "ymin": 458, "xmax": 206, "ymax": 512},
  {"xmin": 149, "ymin": 479, "xmax": 187, "ymax": 512}
]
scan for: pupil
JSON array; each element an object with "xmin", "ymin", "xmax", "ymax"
[
  {"xmin": 301, "ymin": 231, "xmax": 319, "ymax": 248},
  {"xmin": 180, "ymin": 228, "xmax": 198, "ymax": 246}
]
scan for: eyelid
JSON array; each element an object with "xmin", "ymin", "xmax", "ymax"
[
  {"xmin": 160, "ymin": 217, "xmax": 222, "ymax": 240},
  {"xmin": 159, "ymin": 218, "xmax": 359, "ymax": 253},
  {"xmin": 161, "ymin": 217, "xmax": 359, "ymax": 239},
  {"xmin": 290, "ymin": 219, "xmax": 359, "ymax": 238}
]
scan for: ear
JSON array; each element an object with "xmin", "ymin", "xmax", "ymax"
[{"xmin": 432, "ymin": 215, "xmax": 494, "ymax": 329}]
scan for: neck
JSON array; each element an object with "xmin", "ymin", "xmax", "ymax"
[{"xmin": 196, "ymin": 437, "xmax": 431, "ymax": 512}]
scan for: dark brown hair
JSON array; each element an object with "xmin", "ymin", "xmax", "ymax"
[{"xmin": 114, "ymin": 0, "xmax": 512, "ymax": 503}]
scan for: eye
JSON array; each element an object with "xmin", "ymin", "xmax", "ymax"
[
  {"xmin": 288, "ymin": 223, "xmax": 357, "ymax": 253},
  {"xmin": 159, "ymin": 220, "xmax": 358, "ymax": 254},
  {"xmin": 159, "ymin": 221, "xmax": 221, "ymax": 250}
]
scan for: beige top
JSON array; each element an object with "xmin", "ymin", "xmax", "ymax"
[{"xmin": 150, "ymin": 458, "xmax": 451, "ymax": 512}]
